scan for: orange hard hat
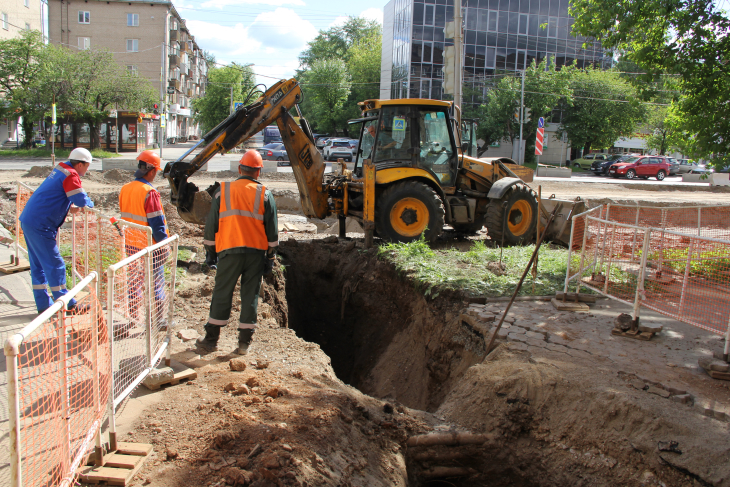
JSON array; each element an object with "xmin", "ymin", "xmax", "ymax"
[
  {"xmin": 137, "ymin": 150, "xmax": 162, "ymax": 171},
  {"xmin": 239, "ymin": 149, "xmax": 263, "ymax": 169}
]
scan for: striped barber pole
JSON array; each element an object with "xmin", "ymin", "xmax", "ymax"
[{"xmin": 535, "ymin": 117, "xmax": 545, "ymax": 155}]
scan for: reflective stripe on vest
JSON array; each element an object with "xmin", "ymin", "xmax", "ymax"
[
  {"xmin": 215, "ymin": 179, "xmax": 268, "ymax": 252},
  {"xmin": 119, "ymin": 181, "xmax": 168, "ymax": 247}
]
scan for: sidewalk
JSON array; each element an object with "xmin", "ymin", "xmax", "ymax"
[{"xmin": 0, "ymin": 243, "xmax": 38, "ymax": 487}]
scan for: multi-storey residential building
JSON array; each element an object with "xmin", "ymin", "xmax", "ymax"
[
  {"xmin": 0, "ymin": 0, "xmax": 45, "ymax": 145},
  {"xmin": 379, "ymin": 0, "xmax": 612, "ymax": 163},
  {"xmin": 47, "ymin": 0, "xmax": 208, "ymax": 150}
]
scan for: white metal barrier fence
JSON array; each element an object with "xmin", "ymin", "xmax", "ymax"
[
  {"xmin": 4, "ymin": 273, "xmax": 109, "ymax": 487},
  {"xmin": 565, "ymin": 204, "xmax": 730, "ymax": 359},
  {"xmin": 106, "ymin": 235, "xmax": 178, "ymax": 450}
]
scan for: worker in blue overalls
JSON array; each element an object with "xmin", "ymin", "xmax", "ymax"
[{"xmin": 20, "ymin": 148, "xmax": 95, "ymax": 313}]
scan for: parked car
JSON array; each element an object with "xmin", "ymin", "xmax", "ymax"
[
  {"xmin": 259, "ymin": 143, "xmax": 289, "ymax": 165},
  {"xmin": 690, "ymin": 162, "xmax": 712, "ymax": 174},
  {"xmin": 672, "ymin": 158, "xmax": 695, "ymax": 175},
  {"xmin": 347, "ymin": 139, "xmax": 359, "ymax": 152},
  {"xmin": 608, "ymin": 155, "xmax": 671, "ymax": 180},
  {"xmin": 573, "ymin": 153, "xmax": 611, "ymax": 170},
  {"xmin": 590, "ymin": 154, "xmax": 628, "ymax": 175},
  {"xmin": 315, "ymin": 136, "xmax": 331, "ymax": 150},
  {"xmin": 323, "ymin": 139, "xmax": 353, "ymax": 162}
]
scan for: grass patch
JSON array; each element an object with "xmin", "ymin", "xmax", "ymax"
[
  {"xmin": 0, "ymin": 148, "xmax": 121, "ymax": 159},
  {"xmin": 378, "ymin": 236, "xmax": 571, "ymax": 297},
  {"xmin": 177, "ymin": 248, "xmax": 193, "ymax": 262}
]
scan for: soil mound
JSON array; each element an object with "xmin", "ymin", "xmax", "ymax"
[
  {"xmin": 23, "ymin": 166, "xmax": 52, "ymax": 178},
  {"xmin": 103, "ymin": 169, "xmax": 134, "ymax": 183}
]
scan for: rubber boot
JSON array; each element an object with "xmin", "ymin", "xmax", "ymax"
[
  {"xmin": 196, "ymin": 324, "xmax": 221, "ymax": 352},
  {"xmin": 235, "ymin": 329, "xmax": 254, "ymax": 355}
]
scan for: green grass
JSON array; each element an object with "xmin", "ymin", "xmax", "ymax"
[
  {"xmin": 647, "ymin": 247, "xmax": 730, "ymax": 281},
  {"xmin": 377, "ymin": 236, "xmax": 571, "ymax": 297},
  {"xmin": 0, "ymin": 148, "xmax": 121, "ymax": 159},
  {"xmin": 177, "ymin": 248, "xmax": 193, "ymax": 262}
]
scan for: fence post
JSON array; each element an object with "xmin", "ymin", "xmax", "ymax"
[
  {"xmin": 598, "ymin": 203, "xmax": 611, "ymax": 269},
  {"xmin": 631, "ymin": 207, "xmax": 640, "ymax": 260},
  {"xmin": 58, "ymin": 309, "xmax": 71, "ymax": 479},
  {"xmin": 563, "ymin": 215, "xmax": 576, "ymax": 294},
  {"xmin": 14, "ymin": 181, "xmax": 20, "ymax": 264},
  {"xmin": 632, "ymin": 229, "xmax": 651, "ymax": 322},
  {"xmin": 106, "ymin": 266, "xmax": 118, "ymax": 451},
  {"xmin": 145, "ymin": 249, "xmax": 153, "ymax": 368},
  {"xmin": 575, "ymin": 216, "xmax": 591, "ymax": 295},
  {"xmin": 5, "ymin": 336, "xmax": 22, "ymax": 487},
  {"xmin": 166, "ymin": 238, "xmax": 179, "ymax": 366},
  {"xmin": 71, "ymin": 213, "xmax": 77, "ymax": 287},
  {"xmin": 697, "ymin": 207, "xmax": 701, "ymax": 237},
  {"xmin": 658, "ymin": 208, "xmax": 667, "ymax": 274},
  {"xmin": 84, "ymin": 210, "xmax": 89, "ymax": 275},
  {"xmin": 96, "ymin": 213, "xmax": 102, "ymax": 300},
  {"xmin": 678, "ymin": 239, "xmax": 694, "ymax": 318},
  {"xmin": 603, "ymin": 222, "xmax": 617, "ymax": 294},
  {"xmin": 89, "ymin": 274, "xmax": 104, "ymax": 465}
]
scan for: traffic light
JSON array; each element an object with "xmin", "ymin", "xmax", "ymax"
[
  {"xmin": 443, "ymin": 45, "xmax": 456, "ymax": 95},
  {"xmin": 153, "ymin": 103, "xmax": 159, "ymax": 115}
]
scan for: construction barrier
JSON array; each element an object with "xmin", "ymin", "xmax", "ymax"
[
  {"xmin": 564, "ymin": 204, "xmax": 730, "ymax": 358},
  {"xmin": 4, "ymin": 272, "xmax": 109, "ymax": 487},
  {"xmin": 13, "ymin": 181, "xmax": 35, "ymax": 261},
  {"xmin": 106, "ymin": 235, "xmax": 178, "ymax": 449}
]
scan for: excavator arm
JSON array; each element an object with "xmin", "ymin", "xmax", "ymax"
[{"xmin": 163, "ymin": 78, "xmax": 329, "ymax": 224}]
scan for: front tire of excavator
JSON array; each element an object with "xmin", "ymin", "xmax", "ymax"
[
  {"xmin": 375, "ymin": 181, "xmax": 444, "ymax": 243},
  {"xmin": 485, "ymin": 185, "xmax": 538, "ymax": 246}
]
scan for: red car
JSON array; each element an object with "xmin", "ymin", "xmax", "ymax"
[{"xmin": 608, "ymin": 156, "xmax": 671, "ymax": 180}]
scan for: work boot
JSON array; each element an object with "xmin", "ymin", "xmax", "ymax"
[
  {"xmin": 235, "ymin": 329, "xmax": 254, "ymax": 355},
  {"xmin": 66, "ymin": 303, "xmax": 91, "ymax": 316},
  {"xmin": 196, "ymin": 324, "xmax": 221, "ymax": 352}
]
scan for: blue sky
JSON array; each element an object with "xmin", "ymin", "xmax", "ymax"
[{"xmin": 175, "ymin": 0, "xmax": 388, "ymax": 86}]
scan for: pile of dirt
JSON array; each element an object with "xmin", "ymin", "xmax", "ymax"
[
  {"xmin": 22, "ymin": 165, "xmax": 52, "ymax": 178},
  {"xmin": 259, "ymin": 172, "xmax": 296, "ymax": 182},
  {"xmin": 104, "ymin": 168, "xmax": 135, "ymax": 183}
]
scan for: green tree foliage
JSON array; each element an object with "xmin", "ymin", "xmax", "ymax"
[
  {"xmin": 559, "ymin": 67, "xmax": 646, "ymax": 154},
  {"xmin": 36, "ymin": 45, "xmax": 156, "ymax": 149},
  {"xmin": 570, "ymin": 0, "xmax": 730, "ymax": 165},
  {"xmin": 192, "ymin": 64, "xmax": 255, "ymax": 133},
  {"xmin": 0, "ymin": 30, "xmax": 44, "ymax": 148},
  {"xmin": 297, "ymin": 17, "xmax": 381, "ymax": 135}
]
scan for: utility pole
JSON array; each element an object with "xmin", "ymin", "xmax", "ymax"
[
  {"xmin": 230, "ymin": 86, "xmax": 234, "ymax": 115},
  {"xmin": 518, "ymin": 69, "xmax": 525, "ymax": 165},
  {"xmin": 160, "ymin": 41, "xmax": 165, "ymax": 158},
  {"xmin": 454, "ymin": 0, "xmax": 463, "ymax": 126}
]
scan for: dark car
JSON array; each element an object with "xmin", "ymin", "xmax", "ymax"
[
  {"xmin": 590, "ymin": 154, "xmax": 624, "ymax": 175},
  {"xmin": 609, "ymin": 155, "xmax": 671, "ymax": 180},
  {"xmin": 259, "ymin": 143, "xmax": 289, "ymax": 165}
]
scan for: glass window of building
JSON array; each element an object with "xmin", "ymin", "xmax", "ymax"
[
  {"xmin": 78, "ymin": 11, "xmax": 90, "ymax": 24},
  {"xmin": 128, "ymin": 13, "xmax": 139, "ymax": 27}
]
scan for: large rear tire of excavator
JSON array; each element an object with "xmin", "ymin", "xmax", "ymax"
[
  {"xmin": 375, "ymin": 181, "xmax": 445, "ymax": 243},
  {"xmin": 485, "ymin": 185, "xmax": 538, "ymax": 246}
]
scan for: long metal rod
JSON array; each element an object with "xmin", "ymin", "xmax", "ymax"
[
  {"xmin": 485, "ymin": 207, "xmax": 558, "ymax": 354},
  {"xmin": 107, "ymin": 267, "xmax": 117, "ymax": 451}
]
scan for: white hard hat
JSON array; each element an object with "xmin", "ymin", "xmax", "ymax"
[{"xmin": 69, "ymin": 147, "xmax": 93, "ymax": 163}]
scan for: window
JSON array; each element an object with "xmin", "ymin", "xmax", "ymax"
[
  {"xmin": 127, "ymin": 13, "xmax": 139, "ymax": 26},
  {"xmin": 126, "ymin": 39, "xmax": 138, "ymax": 52},
  {"xmin": 78, "ymin": 37, "xmax": 90, "ymax": 50},
  {"xmin": 518, "ymin": 14, "xmax": 527, "ymax": 35},
  {"xmin": 127, "ymin": 65, "xmax": 138, "ymax": 76},
  {"xmin": 488, "ymin": 10, "xmax": 498, "ymax": 31},
  {"xmin": 78, "ymin": 11, "xmax": 90, "ymax": 24},
  {"xmin": 418, "ymin": 109, "xmax": 455, "ymax": 185},
  {"xmin": 548, "ymin": 17, "xmax": 558, "ymax": 38},
  {"xmin": 1, "ymin": 13, "xmax": 7, "ymax": 30}
]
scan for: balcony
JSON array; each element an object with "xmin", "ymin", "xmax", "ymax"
[
  {"xmin": 169, "ymin": 30, "xmax": 178, "ymax": 42},
  {"xmin": 180, "ymin": 63, "xmax": 189, "ymax": 74},
  {"xmin": 168, "ymin": 79, "xmax": 181, "ymax": 90},
  {"xmin": 186, "ymin": 88, "xmax": 194, "ymax": 97},
  {"xmin": 169, "ymin": 54, "xmax": 179, "ymax": 67}
]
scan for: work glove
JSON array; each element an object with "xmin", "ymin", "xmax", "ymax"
[
  {"xmin": 205, "ymin": 249, "xmax": 218, "ymax": 269},
  {"xmin": 263, "ymin": 255, "xmax": 275, "ymax": 277}
]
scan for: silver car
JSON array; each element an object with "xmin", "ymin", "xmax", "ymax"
[{"xmin": 323, "ymin": 139, "xmax": 353, "ymax": 162}]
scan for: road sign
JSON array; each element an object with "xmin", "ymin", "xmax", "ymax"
[
  {"xmin": 535, "ymin": 117, "xmax": 545, "ymax": 155},
  {"xmin": 234, "ymin": 102, "xmax": 244, "ymax": 111},
  {"xmin": 166, "ymin": 86, "xmax": 175, "ymax": 95},
  {"xmin": 160, "ymin": 114, "xmax": 166, "ymax": 128}
]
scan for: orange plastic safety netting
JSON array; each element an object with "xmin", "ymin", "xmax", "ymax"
[
  {"xmin": 13, "ymin": 181, "xmax": 35, "ymax": 256},
  {"xmin": 6, "ymin": 277, "xmax": 110, "ymax": 487},
  {"xmin": 567, "ymin": 205, "xmax": 730, "ymax": 337}
]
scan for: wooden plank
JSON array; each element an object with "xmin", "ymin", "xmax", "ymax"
[
  {"xmin": 551, "ymin": 298, "xmax": 589, "ymax": 312},
  {"xmin": 80, "ymin": 466, "xmax": 134, "ymax": 486},
  {"xmin": 104, "ymin": 453, "xmax": 145, "ymax": 469},
  {"xmin": 611, "ymin": 328, "xmax": 655, "ymax": 341},
  {"xmin": 0, "ymin": 260, "xmax": 30, "ymax": 274},
  {"xmin": 554, "ymin": 292, "xmax": 597, "ymax": 303},
  {"xmin": 708, "ymin": 370, "xmax": 730, "ymax": 381},
  {"xmin": 143, "ymin": 361, "xmax": 197, "ymax": 390},
  {"xmin": 116, "ymin": 442, "xmax": 153, "ymax": 456}
]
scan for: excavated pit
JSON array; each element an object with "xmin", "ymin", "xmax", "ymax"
[{"xmin": 275, "ymin": 240, "xmax": 708, "ymax": 487}]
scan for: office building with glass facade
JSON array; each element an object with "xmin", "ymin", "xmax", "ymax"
[{"xmin": 379, "ymin": 0, "xmax": 612, "ymax": 102}]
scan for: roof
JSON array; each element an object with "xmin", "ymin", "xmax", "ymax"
[{"xmin": 357, "ymin": 99, "xmax": 453, "ymax": 110}]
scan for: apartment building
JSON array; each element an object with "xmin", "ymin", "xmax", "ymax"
[
  {"xmin": 0, "ymin": 0, "xmax": 45, "ymax": 145},
  {"xmin": 47, "ymin": 0, "xmax": 208, "ymax": 145}
]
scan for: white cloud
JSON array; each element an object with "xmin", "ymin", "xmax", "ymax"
[
  {"xmin": 247, "ymin": 8, "xmax": 318, "ymax": 50},
  {"xmin": 201, "ymin": 0, "xmax": 304, "ymax": 9},
  {"xmin": 185, "ymin": 19, "xmax": 261, "ymax": 59},
  {"xmin": 360, "ymin": 7, "xmax": 383, "ymax": 24},
  {"xmin": 252, "ymin": 60, "xmax": 301, "ymax": 85},
  {"xmin": 328, "ymin": 15, "xmax": 349, "ymax": 29}
]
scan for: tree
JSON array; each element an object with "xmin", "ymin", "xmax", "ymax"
[
  {"xmin": 559, "ymin": 67, "xmax": 646, "ymax": 155},
  {"xmin": 570, "ymin": 0, "xmax": 730, "ymax": 165},
  {"xmin": 35, "ymin": 46, "xmax": 157, "ymax": 149},
  {"xmin": 0, "ymin": 30, "xmax": 44, "ymax": 148},
  {"xmin": 192, "ymin": 64, "xmax": 255, "ymax": 134},
  {"xmin": 299, "ymin": 17, "xmax": 381, "ymax": 69},
  {"xmin": 302, "ymin": 59, "xmax": 351, "ymax": 134}
]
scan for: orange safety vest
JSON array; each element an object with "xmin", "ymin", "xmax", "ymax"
[
  {"xmin": 119, "ymin": 180, "xmax": 169, "ymax": 247},
  {"xmin": 215, "ymin": 179, "xmax": 268, "ymax": 252}
]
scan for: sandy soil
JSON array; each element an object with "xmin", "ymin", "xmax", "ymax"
[{"xmin": 4, "ymin": 167, "xmax": 730, "ymax": 486}]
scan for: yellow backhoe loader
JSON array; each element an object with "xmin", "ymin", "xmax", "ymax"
[{"xmin": 164, "ymin": 78, "xmax": 539, "ymax": 245}]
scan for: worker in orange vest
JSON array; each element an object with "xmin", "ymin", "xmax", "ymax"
[
  {"xmin": 119, "ymin": 150, "xmax": 170, "ymax": 324},
  {"xmin": 197, "ymin": 149, "xmax": 278, "ymax": 354}
]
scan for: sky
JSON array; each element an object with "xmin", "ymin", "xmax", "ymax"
[{"xmin": 174, "ymin": 0, "xmax": 389, "ymax": 87}]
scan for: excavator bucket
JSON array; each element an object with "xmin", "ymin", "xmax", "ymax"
[{"xmin": 539, "ymin": 196, "xmax": 586, "ymax": 247}]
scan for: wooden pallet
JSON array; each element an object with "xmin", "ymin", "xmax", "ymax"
[
  {"xmin": 0, "ymin": 259, "xmax": 30, "ymax": 274},
  {"xmin": 143, "ymin": 360, "xmax": 197, "ymax": 391},
  {"xmin": 80, "ymin": 442, "xmax": 152, "ymax": 486},
  {"xmin": 551, "ymin": 298, "xmax": 589, "ymax": 311},
  {"xmin": 611, "ymin": 328, "xmax": 655, "ymax": 341}
]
